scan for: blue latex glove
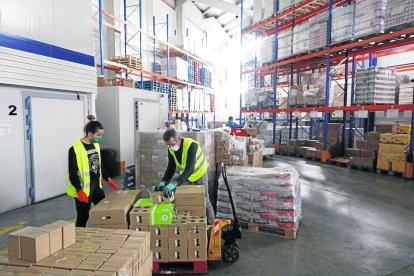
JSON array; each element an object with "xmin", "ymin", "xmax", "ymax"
[
  {"xmin": 163, "ymin": 183, "xmax": 176, "ymax": 198},
  {"xmin": 154, "ymin": 181, "xmax": 166, "ymax": 191}
]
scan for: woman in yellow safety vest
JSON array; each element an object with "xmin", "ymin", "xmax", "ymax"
[{"xmin": 66, "ymin": 115, "xmax": 119, "ymax": 227}]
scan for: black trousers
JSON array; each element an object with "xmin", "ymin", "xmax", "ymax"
[{"xmin": 74, "ymin": 183, "xmax": 105, "ymax": 227}]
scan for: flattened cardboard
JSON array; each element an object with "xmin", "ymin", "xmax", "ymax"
[
  {"xmin": 175, "ymin": 185, "xmax": 205, "ymax": 206},
  {"xmin": 41, "ymin": 225, "xmax": 63, "ymax": 254},
  {"xmin": 20, "ymin": 228, "xmax": 50, "ymax": 262},
  {"xmin": 176, "ymin": 205, "xmax": 206, "ymax": 216}
]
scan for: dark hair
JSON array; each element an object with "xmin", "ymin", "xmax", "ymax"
[
  {"xmin": 163, "ymin": 129, "xmax": 180, "ymax": 141},
  {"xmin": 229, "ymin": 116, "xmax": 234, "ymax": 121},
  {"xmin": 84, "ymin": 115, "xmax": 104, "ymax": 135}
]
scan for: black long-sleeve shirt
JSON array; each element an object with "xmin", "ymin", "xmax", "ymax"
[
  {"xmin": 68, "ymin": 141, "xmax": 109, "ymax": 192},
  {"xmin": 162, "ymin": 138, "xmax": 197, "ymax": 185}
]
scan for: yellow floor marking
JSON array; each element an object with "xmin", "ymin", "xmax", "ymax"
[
  {"xmin": 0, "ymin": 248, "xmax": 7, "ymax": 256},
  {"xmin": 0, "ymin": 221, "xmax": 27, "ymax": 236}
]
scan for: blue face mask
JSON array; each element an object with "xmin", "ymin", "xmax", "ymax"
[{"xmin": 170, "ymin": 144, "xmax": 180, "ymax": 151}]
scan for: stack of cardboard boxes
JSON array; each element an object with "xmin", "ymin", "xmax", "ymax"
[
  {"xmin": 215, "ymin": 130, "xmax": 248, "ymax": 166},
  {"xmin": 355, "ymin": 67, "xmax": 397, "ymax": 104},
  {"xmin": 6, "ymin": 222, "xmax": 153, "ymax": 275},
  {"xmin": 346, "ymin": 132, "xmax": 380, "ymax": 168},
  {"xmin": 377, "ymin": 126, "xmax": 410, "ymax": 172},
  {"xmin": 129, "ymin": 186, "xmax": 208, "ymax": 263},
  {"xmin": 89, "ymin": 190, "xmax": 142, "ymax": 229}
]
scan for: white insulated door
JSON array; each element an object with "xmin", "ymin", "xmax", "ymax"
[
  {"xmin": 30, "ymin": 97, "xmax": 85, "ymax": 202},
  {"xmin": 136, "ymin": 101, "xmax": 160, "ymax": 131}
]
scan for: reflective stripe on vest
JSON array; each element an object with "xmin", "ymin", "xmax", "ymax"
[
  {"xmin": 168, "ymin": 138, "xmax": 208, "ymax": 182},
  {"xmin": 66, "ymin": 140, "xmax": 102, "ymax": 198}
]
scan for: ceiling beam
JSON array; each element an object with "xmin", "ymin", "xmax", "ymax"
[{"xmin": 192, "ymin": 0, "xmax": 252, "ymax": 16}]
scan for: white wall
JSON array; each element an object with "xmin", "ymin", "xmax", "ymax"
[{"xmin": 0, "ymin": 87, "xmax": 27, "ymax": 213}]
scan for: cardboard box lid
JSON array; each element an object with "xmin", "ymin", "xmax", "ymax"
[
  {"xmin": 175, "ymin": 185, "xmax": 205, "ymax": 206},
  {"xmin": 105, "ymin": 190, "xmax": 141, "ymax": 200}
]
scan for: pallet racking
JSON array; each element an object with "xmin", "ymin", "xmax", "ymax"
[
  {"xmin": 239, "ymin": 0, "xmax": 414, "ymax": 170},
  {"xmin": 93, "ymin": 0, "xmax": 215, "ymax": 129}
]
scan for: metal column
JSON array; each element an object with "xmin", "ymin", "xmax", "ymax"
[
  {"xmin": 323, "ymin": 0, "xmax": 333, "ymax": 155},
  {"xmin": 239, "ymin": 0, "xmax": 244, "ymax": 126},
  {"xmin": 123, "ymin": 0, "xmax": 128, "ymax": 78},
  {"xmin": 349, "ymin": 57, "xmax": 357, "ymax": 148},
  {"xmin": 153, "ymin": 16, "xmax": 156, "ymax": 75},
  {"xmin": 341, "ymin": 51, "xmax": 350, "ymax": 153},
  {"xmin": 98, "ymin": 0, "xmax": 105, "ymax": 76},
  {"xmin": 139, "ymin": 0, "xmax": 143, "ymax": 87},
  {"xmin": 273, "ymin": 0, "xmax": 279, "ymax": 145}
]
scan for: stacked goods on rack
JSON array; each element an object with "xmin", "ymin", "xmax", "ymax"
[
  {"xmin": 166, "ymin": 57, "xmax": 189, "ymax": 81},
  {"xmin": 318, "ymin": 123, "xmax": 344, "ymax": 157},
  {"xmin": 110, "ymin": 55, "xmax": 142, "ymax": 70},
  {"xmin": 303, "ymin": 87, "xmax": 326, "ymax": 106},
  {"xmin": 253, "ymin": 0, "xmax": 264, "ymax": 24},
  {"xmin": 170, "ymin": 86, "xmax": 178, "ymax": 111},
  {"xmin": 355, "ymin": 67, "xmax": 397, "ymax": 104},
  {"xmin": 293, "ymin": 22, "xmax": 309, "ymax": 55},
  {"xmin": 141, "ymin": 81, "xmax": 170, "ymax": 93},
  {"xmin": 5, "ymin": 223, "xmax": 153, "ymax": 275},
  {"xmin": 210, "ymin": 94, "xmax": 216, "ymax": 112},
  {"xmin": 169, "ymin": 34, "xmax": 190, "ymax": 52},
  {"xmin": 245, "ymin": 88, "xmax": 275, "ymax": 108},
  {"xmin": 279, "ymin": 0, "xmax": 293, "ymax": 12},
  {"xmin": 99, "ymin": 77, "xmax": 134, "ymax": 88},
  {"xmin": 331, "ymin": 4, "xmax": 355, "ymax": 44},
  {"xmin": 131, "ymin": 190, "xmax": 208, "ymax": 263},
  {"xmin": 200, "ymin": 68, "xmax": 211, "ymax": 87},
  {"xmin": 194, "ymin": 61, "xmax": 201, "ymax": 85},
  {"xmin": 309, "ymin": 11, "xmax": 328, "ymax": 51},
  {"xmin": 290, "ymin": 86, "xmax": 304, "ymax": 106},
  {"xmin": 264, "ymin": 0, "xmax": 276, "ymax": 20},
  {"xmin": 278, "ymin": 29, "xmax": 293, "ymax": 59},
  {"xmin": 261, "ymin": 37, "xmax": 276, "ymax": 65},
  {"xmin": 354, "ymin": 0, "xmax": 386, "ymax": 39},
  {"xmin": 346, "ymin": 132, "xmax": 380, "ymax": 168},
  {"xmin": 398, "ymin": 83, "xmax": 414, "ymax": 104},
  {"xmin": 188, "ymin": 59, "xmax": 195, "ymax": 83},
  {"xmin": 216, "ymin": 166, "xmax": 302, "ymax": 236},
  {"xmin": 89, "ymin": 190, "xmax": 142, "ymax": 229},
  {"xmin": 330, "ymin": 83, "xmax": 345, "ymax": 106},
  {"xmin": 384, "ymin": 0, "xmax": 414, "ymax": 30},
  {"xmin": 215, "ymin": 130, "xmax": 248, "ymax": 166}
]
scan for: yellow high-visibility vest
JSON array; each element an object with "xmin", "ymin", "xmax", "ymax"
[
  {"xmin": 66, "ymin": 140, "xmax": 102, "ymax": 197},
  {"xmin": 168, "ymin": 138, "xmax": 208, "ymax": 182}
]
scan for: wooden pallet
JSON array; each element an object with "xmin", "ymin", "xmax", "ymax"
[
  {"xmin": 243, "ymin": 223, "xmax": 297, "ymax": 240},
  {"xmin": 110, "ymin": 55, "xmax": 142, "ymax": 69},
  {"xmin": 153, "ymin": 260, "xmax": 208, "ymax": 274},
  {"xmin": 328, "ymin": 157, "xmax": 350, "ymax": 167},
  {"xmin": 348, "ymin": 164, "xmax": 375, "ymax": 173}
]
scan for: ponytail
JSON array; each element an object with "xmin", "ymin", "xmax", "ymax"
[{"xmin": 84, "ymin": 115, "xmax": 104, "ymax": 135}]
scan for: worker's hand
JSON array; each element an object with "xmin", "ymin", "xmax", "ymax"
[
  {"xmin": 163, "ymin": 183, "xmax": 176, "ymax": 198},
  {"xmin": 155, "ymin": 181, "xmax": 166, "ymax": 191},
  {"xmin": 107, "ymin": 179, "xmax": 119, "ymax": 191},
  {"xmin": 77, "ymin": 190, "xmax": 89, "ymax": 203}
]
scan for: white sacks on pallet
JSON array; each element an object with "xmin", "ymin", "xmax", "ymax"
[
  {"xmin": 278, "ymin": 29, "xmax": 293, "ymax": 59},
  {"xmin": 384, "ymin": 0, "xmax": 414, "ymax": 30},
  {"xmin": 293, "ymin": 22, "xmax": 310, "ymax": 55},
  {"xmin": 331, "ymin": 4, "xmax": 355, "ymax": 44},
  {"xmin": 166, "ymin": 57, "xmax": 189, "ymax": 81},
  {"xmin": 253, "ymin": 0, "xmax": 264, "ymax": 23},
  {"xmin": 216, "ymin": 166, "xmax": 302, "ymax": 231},
  {"xmin": 260, "ymin": 37, "xmax": 276, "ymax": 65},
  {"xmin": 354, "ymin": 0, "xmax": 386, "ymax": 39},
  {"xmin": 355, "ymin": 67, "xmax": 397, "ymax": 104},
  {"xmin": 263, "ymin": 0, "xmax": 276, "ymax": 20}
]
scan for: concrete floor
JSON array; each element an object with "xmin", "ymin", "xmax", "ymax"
[{"xmin": 1, "ymin": 156, "xmax": 414, "ymax": 275}]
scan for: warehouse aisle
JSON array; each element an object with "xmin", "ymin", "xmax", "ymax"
[{"xmin": 1, "ymin": 158, "xmax": 414, "ymax": 275}]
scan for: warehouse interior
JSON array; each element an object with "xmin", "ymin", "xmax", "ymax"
[{"xmin": 0, "ymin": 0, "xmax": 414, "ymax": 275}]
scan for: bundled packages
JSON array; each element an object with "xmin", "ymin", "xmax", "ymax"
[
  {"xmin": 260, "ymin": 37, "xmax": 276, "ymax": 65},
  {"xmin": 215, "ymin": 130, "xmax": 248, "ymax": 166},
  {"xmin": 384, "ymin": 0, "xmax": 414, "ymax": 30},
  {"xmin": 278, "ymin": 29, "xmax": 293, "ymax": 59},
  {"xmin": 163, "ymin": 57, "xmax": 188, "ymax": 81},
  {"xmin": 245, "ymin": 88, "xmax": 275, "ymax": 108},
  {"xmin": 293, "ymin": 22, "xmax": 310, "ymax": 55},
  {"xmin": 216, "ymin": 166, "xmax": 302, "ymax": 232},
  {"xmin": 398, "ymin": 83, "xmax": 414, "ymax": 104},
  {"xmin": 354, "ymin": 0, "xmax": 386, "ymax": 38},
  {"xmin": 331, "ymin": 4, "xmax": 355, "ymax": 44},
  {"xmin": 309, "ymin": 11, "xmax": 328, "ymax": 51},
  {"xmin": 355, "ymin": 67, "xmax": 397, "ymax": 104}
]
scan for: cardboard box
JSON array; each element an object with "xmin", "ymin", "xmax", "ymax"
[
  {"xmin": 392, "ymin": 161, "xmax": 406, "ymax": 173},
  {"xmin": 396, "ymin": 125, "xmax": 411, "ymax": 134},
  {"xmin": 175, "ymin": 185, "xmax": 205, "ymax": 206},
  {"xmin": 150, "ymin": 237, "xmax": 168, "ymax": 251},
  {"xmin": 168, "ymin": 249, "xmax": 188, "ymax": 261},
  {"xmin": 377, "ymin": 159, "xmax": 391, "ymax": 171},
  {"xmin": 248, "ymin": 151, "xmax": 263, "ymax": 167},
  {"xmin": 41, "ymin": 225, "xmax": 63, "ymax": 254},
  {"xmin": 391, "ymin": 134, "xmax": 410, "ymax": 145},
  {"xmin": 376, "ymin": 124, "xmax": 395, "ymax": 134},
  {"xmin": 97, "ymin": 76, "xmax": 107, "ymax": 87},
  {"xmin": 186, "ymin": 216, "xmax": 207, "ymax": 234},
  {"xmin": 129, "ymin": 206, "xmax": 150, "ymax": 226},
  {"xmin": 49, "ymin": 220, "xmax": 76, "ymax": 248},
  {"xmin": 148, "ymin": 225, "xmax": 169, "ymax": 238},
  {"xmin": 175, "ymin": 205, "xmax": 206, "ymax": 216},
  {"xmin": 68, "ymin": 270, "xmax": 94, "ymax": 275},
  {"xmin": 129, "ymin": 225, "xmax": 149, "ymax": 232},
  {"xmin": 168, "ymin": 219, "xmax": 188, "ymax": 237},
  {"xmin": 187, "ymin": 232, "xmax": 208, "ymax": 249},
  {"xmin": 8, "ymin": 227, "xmax": 36, "ymax": 261},
  {"xmin": 168, "ymin": 237, "xmax": 188, "ymax": 249},
  {"xmin": 153, "ymin": 249, "xmax": 169, "ymax": 262},
  {"xmin": 19, "ymin": 228, "xmax": 50, "ymax": 262},
  {"xmin": 389, "ymin": 144, "xmax": 407, "ymax": 154},
  {"xmin": 188, "ymin": 248, "xmax": 208, "ymax": 261}
]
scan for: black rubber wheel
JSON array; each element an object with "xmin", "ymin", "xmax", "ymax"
[{"xmin": 223, "ymin": 244, "xmax": 240, "ymax": 263}]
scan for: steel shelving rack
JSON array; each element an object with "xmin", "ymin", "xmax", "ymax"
[
  {"xmin": 93, "ymin": 0, "xmax": 215, "ymax": 129},
  {"xmin": 240, "ymin": 0, "xmax": 414, "ymax": 165}
]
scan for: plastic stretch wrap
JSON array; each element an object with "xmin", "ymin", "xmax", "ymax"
[{"xmin": 216, "ymin": 166, "xmax": 302, "ymax": 230}]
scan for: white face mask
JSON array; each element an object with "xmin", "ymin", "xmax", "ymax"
[{"xmin": 170, "ymin": 144, "xmax": 180, "ymax": 151}]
